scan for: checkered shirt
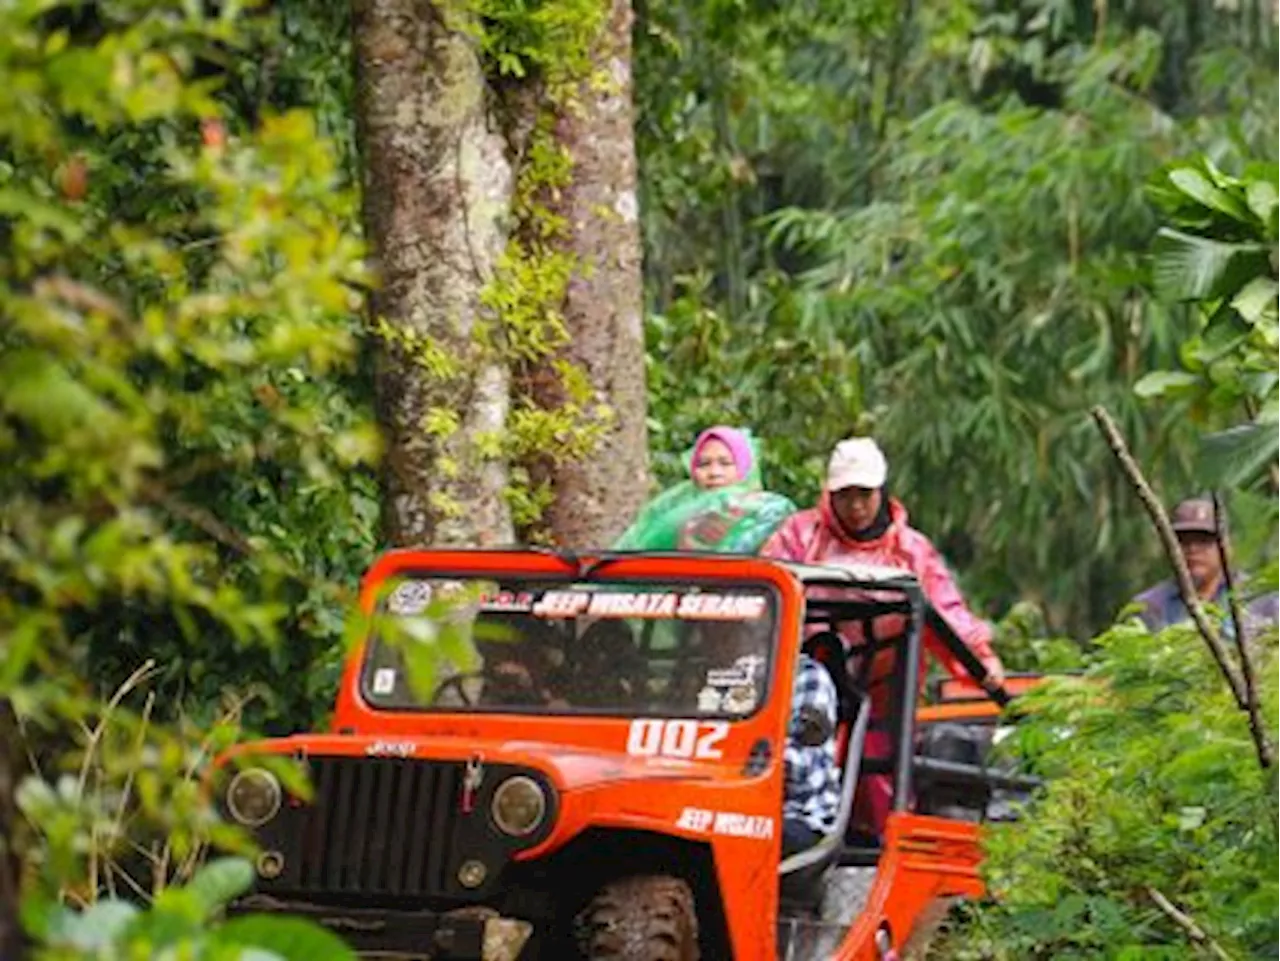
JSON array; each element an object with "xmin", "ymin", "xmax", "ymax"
[{"xmin": 783, "ymin": 653, "xmax": 841, "ymax": 834}]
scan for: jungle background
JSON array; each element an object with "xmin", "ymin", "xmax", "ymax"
[{"xmin": 0, "ymin": 0, "xmax": 1276, "ymax": 957}]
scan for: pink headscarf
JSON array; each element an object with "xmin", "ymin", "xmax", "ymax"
[{"xmin": 691, "ymin": 425, "xmax": 753, "ymax": 483}]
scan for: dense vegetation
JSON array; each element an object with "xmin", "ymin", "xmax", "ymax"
[
  {"xmin": 635, "ymin": 0, "xmax": 1278, "ymax": 636},
  {"xmin": 0, "ymin": 0, "xmax": 1275, "ymax": 958}
]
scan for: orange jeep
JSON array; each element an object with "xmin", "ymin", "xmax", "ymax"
[{"xmin": 214, "ymin": 548, "xmax": 1038, "ymax": 960}]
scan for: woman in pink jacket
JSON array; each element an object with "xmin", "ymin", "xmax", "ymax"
[{"xmin": 760, "ymin": 436, "xmax": 1005, "ymax": 837}]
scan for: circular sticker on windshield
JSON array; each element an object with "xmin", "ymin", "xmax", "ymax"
[
  {"xmin": 722, "ymin": 684, "xmax": 758, "ymax": 715},
  {"xmin": 388, "ymin": 580, "xmax": 433, "ymax": 615}
]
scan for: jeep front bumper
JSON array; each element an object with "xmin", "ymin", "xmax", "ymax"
[{"xmin": 232, "ymin": 895, "xmax": 533, "ymax": 960}]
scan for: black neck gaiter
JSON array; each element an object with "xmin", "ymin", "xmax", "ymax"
[{"xmin": 848, "ymin": 491, "xmax": 892, "ymax": 542}]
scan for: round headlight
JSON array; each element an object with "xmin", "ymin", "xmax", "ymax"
[
  {"xmin": 226, "ymin": 768, "xmax": 282, "ymax": 827},
  {"xmin": 490, "ymin": 776, "xmax": 547, "ymax": 838}
]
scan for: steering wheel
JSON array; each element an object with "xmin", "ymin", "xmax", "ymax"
[
  {"xmin": 430, "ymin": 661, "xmax": 544, "ymax": 707},
  {"xmin": 429, "ymin": 670, "xmax": 487, "ymax": 707}
]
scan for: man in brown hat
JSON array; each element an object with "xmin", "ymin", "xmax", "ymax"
[{"xmin": 1129, "ymin": 496, "xmax": 1278, "ymax": 636}]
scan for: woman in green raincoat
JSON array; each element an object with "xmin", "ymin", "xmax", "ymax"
[{"xmin": 614, "ymin": 426, "xmax": 796, "ymax": 554}]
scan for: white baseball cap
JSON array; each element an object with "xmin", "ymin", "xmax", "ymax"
[{"xmin": 826, "ymin": 437, "xmax": 888, "ymax": 492}]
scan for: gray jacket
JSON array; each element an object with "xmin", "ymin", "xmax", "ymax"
[{"xmin": 1130, "ymin": 579, "xmax": 1279, "ymax": 640}]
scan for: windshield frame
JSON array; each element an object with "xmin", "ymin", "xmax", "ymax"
[{"xmin": 357, "ymin": 567, "xmax": 784, "ymax": 722}]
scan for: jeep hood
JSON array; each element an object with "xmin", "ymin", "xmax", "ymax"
[{"xmin": 219, "ymin": 732, "xmax": 728, "ymax": 791}]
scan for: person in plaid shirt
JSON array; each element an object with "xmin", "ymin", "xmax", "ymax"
[
  {"xmin": 691, "ymin": 621, "xmax": 841, "ymax": 857},
  {"xmin": 783, "ymin": 653, "xmax": 840, "ymax": 857}
]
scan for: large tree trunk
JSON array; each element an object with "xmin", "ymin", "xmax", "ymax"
[
  {"xmin": 0, "ymin": 699, "xmax": 25, "ymax": 960},
  {"xmin": 532, "ymin": 0, "xmax": 650, "ymax": 549},
  {"xmin": 353, "ymin": 0, "xmax": 515, "ymax": 548}
]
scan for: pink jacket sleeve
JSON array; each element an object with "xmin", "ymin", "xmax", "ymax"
[
  {"xmin": 907, "ymin": 533, "xmax": 1003, "ymax": 679},
  {"xmin": 759, "ymin": 509, "xmax": 816, "ymax": 562}
]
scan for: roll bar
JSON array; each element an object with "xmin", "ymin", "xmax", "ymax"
[{"xmin": 923, "ymin": 605, "xmax": 1013, "ymax": 708}]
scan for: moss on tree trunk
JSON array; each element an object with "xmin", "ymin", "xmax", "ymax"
[
  {"xmin": 528, "ymin": 0, "xmax": 650, "ymax": 549},
  {"xmin": 353, "ymin": 0, "xmax": 516, "ymax": 547}
]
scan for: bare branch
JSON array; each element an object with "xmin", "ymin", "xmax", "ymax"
[
  {"xmin": 1211, "ymin": 492, "xmax": 1271, "ymax": 769},
  {"xmin": 1089, "ymin": 407, "xmax": 1247, "ymax": 705},
  {"xmin": 140, "ymin": 481, "xmax": 255, "ymax": 557},
  {"xmin": 76, "ymin": 661, "xmax": 161, "ymax": 799},
  {"xmin": 1146, "ymin": 887, "xmax": 1235, "ymax": 961}
]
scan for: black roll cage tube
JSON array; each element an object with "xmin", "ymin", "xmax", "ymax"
[{"xmin": 799, "ymin": 578, "xmax": 1016, "ymax": 816}]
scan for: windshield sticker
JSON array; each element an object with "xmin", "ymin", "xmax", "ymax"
[
  {"xmin": 372, "ymin": 668, "xmax": 397, "ymax": 695},
  {"xmin": 528, "ymin": 590, "xmax": 767, "ymax": 621},
  {"xmin": 478, "ymin": 590, "xmax": 535, "ymax": 613},
  {"xmin": 387, "ymin": 580, "xmax": 433, "ymax": 615},
  {"xmin": 696, "ymin": 686, "xmax": 724, "ymax": 713},
  {"xmin": 675, "ymin": 806, "xmax": 774, "ymax": 840},
  {"xmin": 532, "ymin": 591, "xmax": 593, "ymax": 618},
  {"xmin": 704, "ymin": 654, "xmax": 767, "ymax": 688},
  {"xmin": 695, "ymin": 682, "xmax": 758, "ymax": 715},
  {"xmin": 722, "ymin": 684, "xmax": 758, "ymax": 714},
  {"xmin": 676, "ymin": 593, "xmax": 767, "ymax": 620}
]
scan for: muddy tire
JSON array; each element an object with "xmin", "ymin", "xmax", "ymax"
[{"xmin": 575, "ymin": 875, "xmax": 700, "ymax": 961}]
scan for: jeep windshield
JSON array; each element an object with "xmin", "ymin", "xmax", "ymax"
[{"xmin": 360, "ymin": 574, "xmax": 778, "ymax": 718}]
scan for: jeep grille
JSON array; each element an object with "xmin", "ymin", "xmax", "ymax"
[{"xmin": 279, "ymin": 756, "xmax": 466, "ymax": 897}]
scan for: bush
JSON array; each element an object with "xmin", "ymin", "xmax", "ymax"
[{"xmin": 1, "ymin": 1, "xmax": 374, "ymax": 954}]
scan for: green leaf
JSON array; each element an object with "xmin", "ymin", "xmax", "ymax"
[
  {"xmin": 213, "ymin": 915, "xmax": 357, "ymax": 960},
  {"xmin": 1197, "ymin": 422, "xmax": 1280, "ymax": 488},
  {"xmin": 1178, "ymin": 806, "xmax": 1207, "ymax": 831},
  {"xmin": 1133, "ymin": 370, "xmax": 1199, "ymax": 399},
  {"xmin": 1167, "ymin": 166, "xmax": 1249, "ymax": 222},
  {"xmin": 1151, "ymin": 228, "xmax": 1270, "ymax": 302},
  {"xmin": 46, "ymin": 900, "xmax": 140, "ymax": 950},
  {"xmin": 0, "ymin": 350, "xmax": 108, "ymax": 437},
  {"xmin": 1245, "ymin": 178, "xmax": 1278, "ymax": 228},
  {"xmin": 185, "ymin": 857, "xmax": 257, "ymax": 916},
  {"xmin": 1230, "ymin": 277, "xmax": 1279, "ymax": 326}
]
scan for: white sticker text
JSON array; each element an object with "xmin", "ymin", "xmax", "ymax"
[
  {"xmin": 676, "ymin": 806, "xmax": 775, "ymax": 840},
  {"xmin": 627, "ymin": 719, "xmax": 730, "ymax": 760}
]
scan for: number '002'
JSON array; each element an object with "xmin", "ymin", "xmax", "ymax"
[{"xmin": 626, "ymin": 720, "xmax": 729, "ymax": 760}]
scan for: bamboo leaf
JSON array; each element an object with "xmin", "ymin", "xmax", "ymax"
[{"xmin": 1133, "ymin": 370, "xmax": 1199, "ymax": 399}]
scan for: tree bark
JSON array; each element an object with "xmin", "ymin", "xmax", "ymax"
[
  {"xmin": 531, "ymin": 0, "xmax": 650, "ymax": 549},
  {"xmin": 353, "ymin": 0, "xmax": 515, "ymax": 548},
  {"xmin": 0, "ymin": 698, "xmax": 26, "ymax": 960}
]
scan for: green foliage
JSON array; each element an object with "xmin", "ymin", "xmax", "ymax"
[
  {"xmin": 991, "ymin": 601, "xmax": 1086, "ymax": 674},
  {"xmin": 478, "ymin": 118, "xmax": 589, "ymax": 491},
  {"xmin": 938, "ymin": 620, "xmax": 1278, "ymax": 959},
  {"xmin": 927, "ymin": 82, "xmax": 1279, "ymax": 961},
  {"xmin": 0, "ymin": 0, "xmax": 377, "ymax": 735},
  {"xmin": 459, "ymin": 2, "xmax": 621, "ymax": 537},
  {"xmin": 1139, "ymin": 157, "xmax": 1279, "ymax": 492},
  {"xmin": 467, "ymin": 0, "xmax": 605, "ymax": 92},
  {"xmin": 0, "ymin": 0, "xmax": 373, "ymax": 952},
  {"xmin": 31, "ymin": 857, "xmax": 354, "ymax": 959},
  {"xmin": 636, "ymin": 0, "xmax": 1279, "ymax": 636}
]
